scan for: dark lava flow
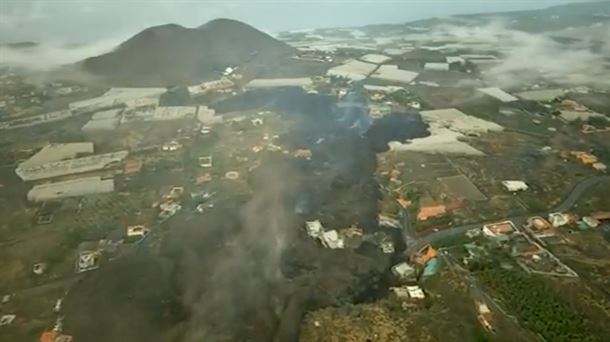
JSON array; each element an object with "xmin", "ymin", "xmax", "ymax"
[
  {"xmin": 366, "ymin": 112, "xmax": 430, "ymax": 153},
  {"xmin": 62, "ymin": 88, "xmax": 429, "ymax": 342}
]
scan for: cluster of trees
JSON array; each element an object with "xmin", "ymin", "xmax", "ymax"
[
  {"xmin": 587, "ymin": 116, "xmax": 610, "ymax": 129},
  {"xmin": 477, "ymin": 268, "xmax": 602, "ymax": 342}
]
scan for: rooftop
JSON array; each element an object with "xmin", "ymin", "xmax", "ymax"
[
  {"xmin": 152, "ymin": 106, "xmax": 198, "ymax": 120},
  {"xmin": 424, "ymin": 62, "xmax": 450, "ymax": 71},
  {"xmin": 82, "ymin": 117, "xmax": 120, "ymax": 131},
  {"xmin": 417, "ymin": 205, "xmax": 447, "ymax": 221},
  {"xmin": 0, "ymin": 110, "xmax": 73, "ymax": 130},
  {"xmin": 16, "ymin": 150, "xmax": 128, "ymax": 181},
  {"xmin": 478, "ymin": 87, "xmax": 518, "ymax": 102},
  {"xmin": 359, "ymin": 54, "xmax": 392, "ymax": 64},
  {"xmin": 327, "ymin": 59, "xmax": 377, "ymax": 81},
  {"xmin": 19, "ymin": 142, "xmax": 94, "ymax": 168},
  {"xmin": 91, "ymin": 108, "xmax": 123, "ymax": 120},
  {"xmin": 483, "ymin": 221, "xmax": 516, "ymax": 236},
  {"xmin": 69, "ymin": 87, "xmax": 165, "ymax": 112},
  {"xmin": 515, "ymin": 88, "xmax": 564, "ymax": 102},
  {"xmin": 27, "ymin": 176, "xmax": 115, "ymax": 202},
  {"xmin": 245, "ymin": 77, "xmax": 312, "ymax": 88},
  {"xmin": 502, "ymin": 180, "xmax": 529, "ymax": 192},
  {"xmin": 419, "ymin": 108, "xmax": 503, "ymax": 134},
  {"xmin": 370, "ymin": 65, "xmax": 419, "ymax": 84}
]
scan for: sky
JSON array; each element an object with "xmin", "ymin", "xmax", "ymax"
[{"xmin": 0, "ymin": 0, "xmax": 592, "ymax": 44}]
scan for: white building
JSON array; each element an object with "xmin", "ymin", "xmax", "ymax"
[
  {"xmin": 198, "ymin": 156, "xmax": 212, "ymax": 168},
  {"xmin": 502, "ymin": 180, "xmax": 529, "ymax": 192},
  {"xmin": 327, "ymin": 59, "xmax": 377, "ymax": 81},
  {"xmin": 223, "ymin": 67, "xmax": 235, "ymax": 76},
  {"xmin": 582, "ymin": 216, "xmax": 600, "ymax": 228},
  {"xmin": 0, "ymin": 314, "xmax": 16, "ymax": 326},
  {"xmin": 482, "ymin": 221, "xmax": 516, "ymax": 238},
  {"xmin": 390, "ymin": 285, "xmax": 425, "ymax": 299},
  {"xmin": 69, "ymin": 87, "xmax": 165, "ymax": 113},
  {"xmin": 305, "ymin": 220, "xmax": 324, "ymax": 238},
  {"xmin": 245, "ymin": 78, "xmax": 312, "ymax": 89},
  {"xmin": 406, "ymin": 285, "xmax": 425, "ymax": 299},
  {"xmin": 515, "ymin": 89, "xmax": 564, "ymax": 102},
  {"xmin": 197, "ymin": 106, "xmax": 222, "ymax": 125},
  {"xmin": 560, "ymin": 110, "xmax": 606, "ymax": 122},
  {"xmin": 383, "ymin": 47, "xmax": 414, "ymax": 56},
  {"xmin": 460, "ymin": 54, "xmax": 500, "ymax": 66},
  {"xmin": 359, "ymin": 54, "xmax": 392, "ymax": 64},
  {"xmin": 27, "ymin": 176, "xmax": 115, "ymax": 202},
  {"xmin": 81, "ymin": 118, "xmax": 120, "ymax": 131},
  {"xmin": 391, "ymin": 262, "xmax": 416, "ymax": 280},
  {"xmin": 478, "ymin": 87, "xmax": 518, "ymax": 103},
  {"xmin": 123, "ymin": 97, "xmax": 159, "ymax": 109},
  {"xmin": 363, "ymin": 84, "xmax": 404, "ymax": 93},
  {"xmin": 82, "ymin": 108, "xmax": 123, "ymax": 132},
  {"xmin": 548, "ymin": 212, "xmax": 570, "ymax": 228},
  {"xmin": 76, "ymin": 250, "xmax": 99, "ymax": 273},
  {"xmin": 162, "ymin": 141, "xmax": 182, "ymax": 152},
  {"xmin": 16, "ymin": 150, "xmax": 128, "ymax": 181},
  {"xmin": 126, "ymin": 225, "xmax": 149, "ymax": 238},
  {"xmin": 304, "ymin": 220, "xmax": 344, "ymax": 248},
  {"xmin": 424, "ymin": 62, "xmax": 450, "ymax": 71},
  {"xmin": 446, "ymin": 56, "xmax": 465, "ymax": 65},
  {"xmin": 19, "ymin": 143, "xmax": 94, "ymax": 169},
  {"xmin": 152, "ymin": 106, "xmax": 198, "ymax": 121},
  {"xmin": 378, "ymin": 214, "xmax": 401, "ymax": 229},
  {"xmin": 91, "ymin": 108, "xmax": 122, "ymax": 120},
  {"xmin": 0, "ymin": 110, "xmax": 73, "ymax": 130},
  {"xmin": 320, "ymin": 230, "xmax": 344, "ymax": 249},
  {"xmin": 592, "ymin": 162, "xmax": 607, "ymax": 172},
  {"xmin": 370, "ymin": 65, "xmax": 419, "ymax": 84}
]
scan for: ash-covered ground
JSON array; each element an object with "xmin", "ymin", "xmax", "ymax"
[{"xmin": 62, "ymin": 88, "xmax": 429, "ymax": 342}]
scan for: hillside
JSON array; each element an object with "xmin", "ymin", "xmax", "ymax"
[
  {"xmin": 456, "ymin": 0, "xmax": 610, "ymax": 33},
  {"xmin": 360, "ymin": 1, "xmax": 610, "ymax": 33},
  {"xmin": 79, "ymin": 19, "xmax": 298, "ymax": 86}
]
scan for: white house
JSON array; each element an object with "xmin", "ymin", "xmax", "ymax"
[{"xmin": 502, "ymin": 180, "xmax": 528, "ymax": 192}]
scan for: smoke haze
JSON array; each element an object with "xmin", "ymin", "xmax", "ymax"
[
  {"xmin": 428, "ymin": 20, "xmax": 610, "ymax": 88},
  {"xmin": 0, "ymin": 39, "xmax": 122, "ymax": 70}
]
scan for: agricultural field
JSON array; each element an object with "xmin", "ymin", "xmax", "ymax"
[{"xmin": 475, "ymin": 267, "xmax": 609, "ymax": 342}]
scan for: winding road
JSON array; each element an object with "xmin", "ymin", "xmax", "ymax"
[
  {"xmin": 406, "ymin": 175, "xmax": 610, "ymax": 254},
  {"xmin": 11, "ymin": 176, "xmax": 609, "ymax": 299}
]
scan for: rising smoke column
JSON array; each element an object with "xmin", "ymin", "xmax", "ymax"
[{"xmin": 175, "ymin": 162, "xmax": 298, "ymax": 341}]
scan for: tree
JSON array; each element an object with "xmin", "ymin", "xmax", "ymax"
[{"xmin": 587, "ymin": 116, "xmax": 609, "ymax": 129}]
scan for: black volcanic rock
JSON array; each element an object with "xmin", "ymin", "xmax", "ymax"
[{"xmin": 79, "ymin": 18, "xmax": 296, "ymax": 86}]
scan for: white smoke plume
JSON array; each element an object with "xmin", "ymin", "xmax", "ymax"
[
  {"xmin": 174, "ymin": 162, "xmax": 297, "ymax": 341},
  {"xmin": 427, "ymin": 20, "xmax": 610, "ymax": 89}
]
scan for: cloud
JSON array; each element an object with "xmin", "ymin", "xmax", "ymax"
[
  {"xmin": 0, "ymin": 38, "xmax": 122, "ymax": 70},
  {"xmin": 428, "ymin": 20, "xmax": 610, "ymax": 89}
]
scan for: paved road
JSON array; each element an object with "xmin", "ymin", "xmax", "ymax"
[
  {"xmin": 406, "ymin": 175, "xmax": 610, "ymax": 254},
  {"xmin": 10, "ymin": 176, "xmax": 608, "ymax": 297},
  {"xmin": 554, "ymin": 175, "xmax": 610, "ymax": 212}
]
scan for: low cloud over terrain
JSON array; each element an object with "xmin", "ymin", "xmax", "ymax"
[
  {"xmin": 431, "ymin": 20, "xmax": 610, "ymax": 88},
  {"xmin": 0, "ymin": 39, "xmax": 121, "ymax": 70}
]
